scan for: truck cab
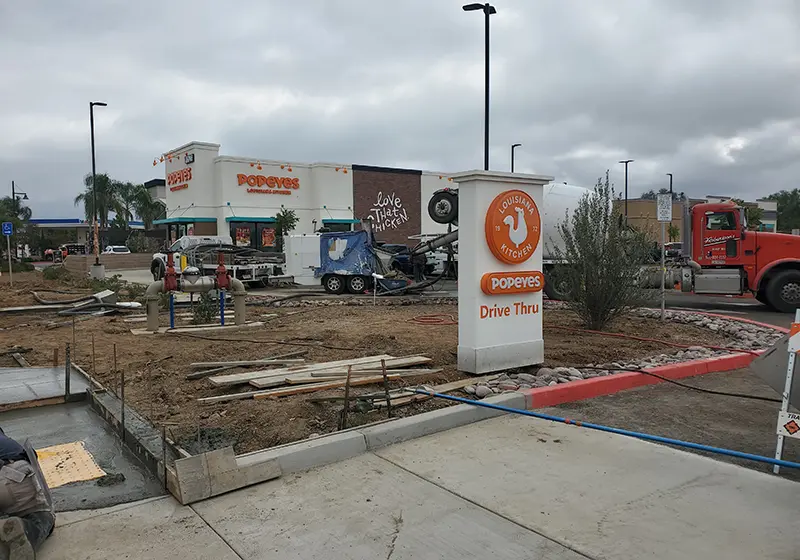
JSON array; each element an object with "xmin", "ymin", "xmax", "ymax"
[{"xmin": 682, "ymin": 201, "xmax": 800, "ymax": 312}]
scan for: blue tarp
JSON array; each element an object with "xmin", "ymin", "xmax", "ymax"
[{"xmin": 318, "ymin": 230, "xmax": 374, "ymax": 277}]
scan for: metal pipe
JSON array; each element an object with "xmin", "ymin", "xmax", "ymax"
[
  {"xmin": 410, "ymin": 230, "xmax": 459, "ymax": 256},
  {"xmin": 230, "ymin": 278, "xmax": 246, "ymax": 326},
  {"xmin": 413, "ymin": 389, "xmax": 800, "ymax": 470},
  {"xmin": 145, "ymin": 279, "xmax": 165, "ymax": 332}
]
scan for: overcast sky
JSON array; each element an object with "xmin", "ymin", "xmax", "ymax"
[{"xmin": 1, "ymin": 0, "xmax": 798, "ymax": 218}]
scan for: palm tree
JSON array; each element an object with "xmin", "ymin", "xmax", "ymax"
[
  {"xmin": 133, "ymin": 188, "xmax": 166, "ymax": 229},
  {"xmin": 74, "ymin": 173, "xmax": 120, "ymax": 228},
  {"xmin": 115, "ymin": 181, "xmax": 142, "ymax": 229}
]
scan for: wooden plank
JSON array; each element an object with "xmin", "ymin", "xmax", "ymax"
[
  {"xmin": 248, "ymin": 357, "xmax": 432, "ymax": 389},
  {"xmin": 190, "ymin": 358, "xmax": 305, "ymax": 369},
  {"xmin": 185, "ymin": 350, "xmax": 309, "ymax": 380},
  {"xmin": 373, "ymin": 374, "xmax": 499, "ymax": 408},
  {"xmin": 131, "ymin": 322, "xmax": 264, "ymax": 335},
  {"xmin": 208, "ymin": 354, "xmax": 395, "ymax": 387},
  {"xmin": 253, "ymin": 375, "xmax": 401, "ymax": 399},
  {"xmin": 309, "ymin": 368, "xmax": 441, "ymax": 378},
  {"xmin": 285, "ymin": 369, "xmax": 441, "ymax": 385},
  {"xmin": 11, "ymin": 353, "xmax": 30, "ymax": 367},
  {"xmin": 198, "ymin": 375, "xmax": 401, "ymax": 405}
]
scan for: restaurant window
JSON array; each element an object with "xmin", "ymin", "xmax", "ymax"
[{"xmin": 229, "ymin": 221, "xmax": 278, "ymax": 251}]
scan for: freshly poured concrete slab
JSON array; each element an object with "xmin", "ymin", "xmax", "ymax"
[
  {"xmin": 0, "ymin": 366, "xmax": 88, "ymax": 405},
  {"xmin": 375, "ymin": 414, "xmax": 800, "ymax": 560},
  {"xmin": 0, "ymin": 402, "xmax": 163, "ymax": 511},
  {"xmin": 193, "ymin": 452, "xmax": 584, "ymax": 560},
  {"xmin": 38, "ymin": 496, "xmax": 240, "ymax": 560}
]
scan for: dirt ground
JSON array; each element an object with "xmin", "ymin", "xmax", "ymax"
[
  {"xmin": 544, "ymin": 368, "xmax": 800, "ymax": 482},
  {"xmin": 1, "ymin": 271, "xmax": 734, "ymax": 454}
]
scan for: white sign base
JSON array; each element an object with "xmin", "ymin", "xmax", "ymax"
[{"xmin": 453, "ymin": 170, "xmax": 554, "ymax": 374}]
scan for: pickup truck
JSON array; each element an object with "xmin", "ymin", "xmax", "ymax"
[{"xmin": 151, "ymin": 235, "xmax": 286, "ymax": 287}]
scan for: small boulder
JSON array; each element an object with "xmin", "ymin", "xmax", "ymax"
[{"xmin": 475, "ymin": 385, "xmax": 493, "ymax": 398}]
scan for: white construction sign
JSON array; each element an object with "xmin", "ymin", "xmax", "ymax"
[
  {"xmin": 656, "ymin": 193, "xmax": 672, "ymax": 222},
  {"xmin": 773, "ymin": 313, "xmax": 800, "ymax": 473},
  {"xmin": 452, "ymin": 170, "xmax": 553, "ymax": 374}
]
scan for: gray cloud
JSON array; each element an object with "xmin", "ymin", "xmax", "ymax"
[{"xmin": 1, "ymin": 0, "xmax": 798, "ymax": 218}]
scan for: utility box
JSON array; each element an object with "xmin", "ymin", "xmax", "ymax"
[{"xmin": 284, "ymin": 234, "xmax": 321, "ymax": 286}]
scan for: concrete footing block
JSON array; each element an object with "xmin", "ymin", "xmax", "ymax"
[
  {"xmin": 237, "ymin": 431, "xmax": 367, "ymax": 475},
  {"xmin": 358, "ymin": 392, "xmax": 526, "ymax": 450}
]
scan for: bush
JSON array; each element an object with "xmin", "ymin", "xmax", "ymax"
[
  {"xmin": 550, "ymin": 171, "xmax": 654, "ymax": 330},
  {"xmin": 43, "ymin": 265, "xmax": 72, "ymax": 281},
  {"xmin": 0, "ymin": 261, "xmax": 34, "ymax": 273},
  {"xmin": 192, "ymin": 293, "xmax": 218, "ymax": 324}
]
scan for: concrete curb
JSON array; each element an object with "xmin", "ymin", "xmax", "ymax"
[
  {"xmin": 359, "ymin": 393, "xmax": 525, "ymax": 450},
  {"xmin": 520, "ymin": 351, "xmax": 761, "ymax": 409}
]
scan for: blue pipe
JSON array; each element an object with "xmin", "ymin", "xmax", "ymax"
[
  {"xmin": 413, "ymin": 389, "xmax": 800, "ymax": 470},
  {"xmin": 168, "ymin": 293, "xmax": 175, "ymax": 329},
  {"xmin": 219, "ymin": 290, "xmax": 225, "ymax": 326}
]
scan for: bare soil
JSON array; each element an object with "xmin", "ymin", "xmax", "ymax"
[{"xmin": 0, "ymin": 271, "xmax": 732, "ymax": 454}]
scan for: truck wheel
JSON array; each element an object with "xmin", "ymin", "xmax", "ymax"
[
  {"xmin": 755, "ymin": 291, "xmax": 771, "ymax": 307},
  {"xmin": 543, "ymin": 268, "xmax": 571, "ymax": 301},
  {"xmin": 152, "ymin": 262, "xmax": 164, "ymax": 281},
  {"xmin": 765, "ymin": 270, "xmax": 800, "ymax": 313},
  {"xmin": 347, "ymin": 275, "xmax": 368, "ymax": 294},
  {"xmin": 323, "ymin": 274, "xmax": 346, "ymax": 295},
  {"xmin": 428, "ymin": 191, "xmax": 458, "ymax": 225}
]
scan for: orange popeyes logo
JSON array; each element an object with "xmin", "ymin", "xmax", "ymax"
[
  {"xmin": 484, "ymin": 189, "xmax": 541, "ymax": 265},
  {"xmin": 237, "ymin": 174, "xmax": 299, "ymax": 190},
  {"xmin": 481, "ymin": 271, "xmax": 544, "ymax": 295}
]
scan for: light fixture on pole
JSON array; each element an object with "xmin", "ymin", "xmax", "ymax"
[
  {"xmin": 89, "ymin": 101, "xmax": 107, "ymax": 273},
  {"xmin": 511, "ymin": 143, "xmax": 522, "ymax": 173},
  {"xmin": 462, "ymin": 3, "xmax": 496, "ymax": 171},
  {"xmin": 618, "ymin": 159, "xmax": 634, "ymax": 226}
]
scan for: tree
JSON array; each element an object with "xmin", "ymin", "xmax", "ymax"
[
  {"xmin": 667, "ymin": 224, "xmax": 680, "ymax": 242},
  {"xmin": 640, "ymin": 188, "xmax": 686, "ymax": 201},
  {"xmin": 767, "ymin": 189, "xmax": 800, "ymax": 232},
  {"xmin": 74, "ymin": 173, "xmax": 120, "ymax": 228},
  {"xmin": 133, "ymin": 188, "xmax": 166, "ymax": 230},
  {"xmin": 0, "ymin": 196, "xmax": 32, "ymax": 257},
  {"xmin": 114, "ymin": 181, "xmax": 142, "ymax": 229},
  {"xmin": 550, "ymin": 171, "xmax": 654, "ymax": 330},
  {"xmin": 732, "ymin": 199, "xmax": 763, "ymax": 229},
  {"xmin": 274, "ymin": 208, "xmax": 299, "ymax": 251}
]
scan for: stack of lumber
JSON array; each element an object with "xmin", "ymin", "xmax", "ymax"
[{"xmin": 197, "ymin": 354, "xmax": 439, "ymax": 404}]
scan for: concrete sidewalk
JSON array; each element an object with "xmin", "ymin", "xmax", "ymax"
[{"xmin": 38, "ymin": 415, "xmax": 800, "ymax": 559}]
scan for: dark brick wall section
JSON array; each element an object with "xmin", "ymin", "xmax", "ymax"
[{"xmin": 352, "ymin": 165, "xmax": 421, "ymax": 245}]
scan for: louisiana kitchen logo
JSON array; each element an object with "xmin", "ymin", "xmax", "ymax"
[
  {"xmin": 484, "ymin": 189, "xmax": 541, "ymax": 265},
  {"xmin": 237, "ymin": 174, "xmax": 299, "ymax": 195}
]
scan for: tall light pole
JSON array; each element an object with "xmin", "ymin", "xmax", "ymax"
[
  {"xmin": 89, "ymin": 101, "xmax": 107, "ymax": 267},
  {"xmin": 463, "ymin": 3, "xmax": 496, "ymax": 171},
  {"xmin": 619, "ymin": 159, "xmax": 634, "ymax": 226},
  {"xmin": 511, "ymin": 143, "xmax": 522, "ymax": 173},
  {"xmin": 666, "ymin": 172, "xmax": 673, "ymax": 196}
]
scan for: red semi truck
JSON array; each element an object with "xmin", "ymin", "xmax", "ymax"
[{"xmin": 680, "ymin": 200, "xmax": 800, "ymax": 312}]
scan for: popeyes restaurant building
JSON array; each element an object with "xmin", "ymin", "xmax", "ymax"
[{"xmin": 155, "ymin": 141, "xmax": 455, "ymax": 250}]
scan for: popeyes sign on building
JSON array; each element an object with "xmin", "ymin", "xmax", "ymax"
[
  {"xmin": 237, "ymin": 174, "xmax": 299, "ymax": 195},
  {"xmin": 452, "ymin": 170, "xmax": 553, "ymax": 374}
]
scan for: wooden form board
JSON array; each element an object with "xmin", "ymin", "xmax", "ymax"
[
  {"xmin": 208, "ymin": 354, "xmax": 395, "ymax": 387},
  {"xmin": 189, "ymin": 359, "xmax": 305, "ymax": 369},
  {"xmin": 308, "ymin": 368, "xmax": 441, "ymax": 378},
  {"xmin": 286, "ymin": 369, "xmax": 441, "ymax": 384},
  {"xmin": 198, "ymin": 374, "xmax": 402, "ymax": 404},
  {"xmin": 248, "ymin": 357, "xmax": 432, "ymax": 389}
]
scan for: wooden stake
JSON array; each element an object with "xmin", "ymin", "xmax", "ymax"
[
  {"xmin": 52, "ymin": 347, "xmax": 58, "ymax": 367},
  {"xmin": 381, "ymin": 359, "xmax": 393, "ymax": 418},
  {"xmin": 339, "ymin": 365, "xmax": 353, "ymax": 430},
  {"xmin": 91, "ymin": 334, "xmax": 96, "ymax": 374}
]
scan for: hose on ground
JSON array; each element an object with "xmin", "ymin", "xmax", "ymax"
[
  {"xmin": 32, "ymin": 291, "xmax": 96, "ymax": 305},
  {"xmin": 412, "ymin": 389, "xmax": 800, "ymax": 470}
]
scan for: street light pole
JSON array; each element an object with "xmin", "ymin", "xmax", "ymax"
[
  {"xmin": 511, "ymin": 143, "xmax": 522, "ymax": 173},
  {"xmin": 666, "ymin": 172, "xmax": 673, "ymax": 195},
  {"xmin": 89, "ymin": 101, "xmax": 107, "ymax": 267},
  {"xmin": 463, "ymin": 3, "xmax": 496, "ymax": 171},
  {"xmin": 619, "ymin": 159, "xmax": 634, "ymax": 227}
]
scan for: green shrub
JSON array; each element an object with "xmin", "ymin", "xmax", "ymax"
[
  {"xmin": 550, "ymin": 171, "xmax": 654, "ymax": 330},
  {"xmin": 42, "ymin": 266, "xmax": 72, "ymax": 280},
  {"xmin": 192, "ymin": 293, "xmax": 217, "ymax": 324}
]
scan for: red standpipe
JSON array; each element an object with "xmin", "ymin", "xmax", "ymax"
[
  {"xmin": 215, "ymin": 251, "xmax": 230, "ymax": 290},
  {"xmin": 164, "ymin": 252, "xmax": 179, "ymax": 292}
]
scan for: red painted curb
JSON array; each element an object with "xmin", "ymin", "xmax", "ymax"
[{"xmin": 522, "ymin": 351, "xmax": 761, "ymax": 409}]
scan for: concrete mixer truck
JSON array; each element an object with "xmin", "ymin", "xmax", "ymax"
[{"xmin": 421, "ymin": 182, "xmax": 592, "ymax": 300}]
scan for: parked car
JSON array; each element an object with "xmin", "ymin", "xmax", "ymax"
[
  {"xmin": 103, "ymin": 245, "xmax": 131, "ymax": 254},
  {"xmin": 665, "ymin": 242, "xmax": 682, "ymax": 259}
]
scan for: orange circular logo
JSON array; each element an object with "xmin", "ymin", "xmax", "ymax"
[{"xmin": 484, "ymin": 189, "xmax": 541, "ymax": 265}]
